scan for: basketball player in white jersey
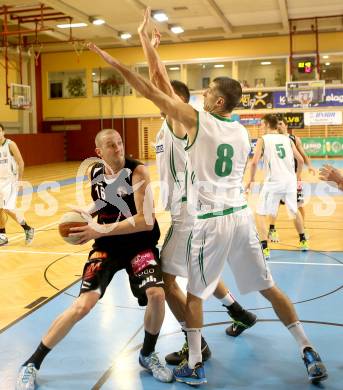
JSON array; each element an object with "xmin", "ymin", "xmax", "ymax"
[
  {"xmin": 0, "ymin": 123, "xmax": 34, "ymax": 246},
  {"xmin": 138, "ymin": 8, "xmax": 257, "ymax": 366},
  {"xmin": 267, "ymin": 117, "xmax": 316, "ymax": 243},
  {"xmin": 247, "ymin": 114, "xmax": 309, "ymax": 259},
  {"xmin": 88, "ymin": 42, "xmax": 328, "ymax": 386}
]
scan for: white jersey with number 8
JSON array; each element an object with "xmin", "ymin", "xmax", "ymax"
[{"xmin": 185, "ymin": 111, "xmax": 250, "ymax": 215}]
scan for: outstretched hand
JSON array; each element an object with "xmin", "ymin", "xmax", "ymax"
[
  {"xmin": 319, "ymin": 164, "xmax": 343, "ymax": 190},
  {"xmin": 138, "ymin": 7, "xmax": 151, "ymax": 37},
  {"xmin": 151, "ymin": 27, "xmax": 161, "ymax": 49},
  {"xmin": 87, "ymin": 42, "xmax": 119, "ymax": 67}
]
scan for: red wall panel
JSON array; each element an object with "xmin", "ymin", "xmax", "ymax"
[
  {"xmin": 9, "ymin": 133, "xmax": 65, "ymax": 166},
  {"xmin": 42, "ymin": 118, "xmax": 139, "ymax": 160}
]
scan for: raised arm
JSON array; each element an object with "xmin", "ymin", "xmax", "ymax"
[
  {"xmin": 138, "ymin": 8, "xmax": 174, "ymax": 97},
  {"xmin": 88, "ymin": 42, "xmax": 197, "ymax": 136}
]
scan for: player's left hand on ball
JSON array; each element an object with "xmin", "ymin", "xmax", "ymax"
[{"xmin": 69, "ymin": 222, "xmax": 102, "ymax": 244}]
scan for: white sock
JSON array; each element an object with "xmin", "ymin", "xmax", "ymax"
[
  {"xmin": 220, "ymin": 292, "xmax": 235, "ymax": 307},
  {"xmin": 287, "ymin": 321, "xmax": 313, "ymax": 355},
  {"xmin": 186, "ymin": 328, "xmax": 202, "ymax": 368}
]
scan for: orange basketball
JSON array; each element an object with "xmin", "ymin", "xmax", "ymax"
[{"xmin": 58, "ymin": 211, "xmax": 88, "ymax": 245}]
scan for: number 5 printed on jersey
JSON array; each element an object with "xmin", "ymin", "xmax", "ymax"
[{"xmin": 275, "ymin": 144, "xmax": 286, "ymax": 159}]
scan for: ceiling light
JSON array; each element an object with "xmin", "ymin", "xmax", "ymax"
[
  {"xmin": 120, "ymin": 32, "xmax": 132, "ymax": 40},
  {"xmin": 261, "ymin": 61, "xmax": 272, "ymax": 65},
  {"xmin": 92, "ymin": 18, "xmax": 105, "ymax": 26},
  {"xmin": 214, "ymin": 64, "xmax": 224, "ymax": 68},
  {"xmin": 170, "ymin": 25, "xmax": 184, "ymax": 34},
  {"xmin": 92, "ymin": 72, "xmax": 96, "ymax": 75},
  {"xmin": 325, "ymin": 62, "xmax": 331, "ymax": 66},
  {"xmin": 152, "ymin": 11, "xmax": 168, "ymax": 22},
  {"xmin": 57, "ymin": 22, "xmax": 87, "ymax": 29},
  {"xmin": 323, "ymin": 55, "xmax": 329, "ymax": 59},
  {"xmin": 169, "ymin": 66, "xmax": 180, "ymax": 71}
]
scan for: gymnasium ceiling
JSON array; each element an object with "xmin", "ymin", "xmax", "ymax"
[{"xmin": 0, "ymin": 0, "xmax": 342, "ymax": 52}]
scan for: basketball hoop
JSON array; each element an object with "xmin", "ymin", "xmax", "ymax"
[
  {"xmin": 31, "ymin": 44, "xmax": 43, "ymax": 66},
  {"xmin": 9, "ymin": 83, "xmax": 31, "ymax": 110},
  {"xmin": 72, "ymin": 41, "xmax": 86, "ymax": 62},
  {"xmin": 298, "ymin": 90, "xmax": 313, "ymax": 108}
]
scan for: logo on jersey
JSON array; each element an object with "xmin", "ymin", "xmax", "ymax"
[{"xmin": 155, "ymin": 144, "xmax": 164, "ymax": 154}]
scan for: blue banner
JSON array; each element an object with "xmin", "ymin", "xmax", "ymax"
[{"xmin": 273, "ymin": 88, "xmax": 343, "ymax": 108}]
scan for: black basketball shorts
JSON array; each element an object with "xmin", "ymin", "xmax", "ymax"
[{"xmin": 79, "ymin": 247, "xmax": 164, "ymax": 306}]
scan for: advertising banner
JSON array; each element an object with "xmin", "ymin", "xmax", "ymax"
[
  {"xmin": 325, "ymin": 137, "xmax": 343, "ymax": 156},
  {"xmin": 239, "ymin": 114, "xmax": 263, "ymax": 126},
  {"xmin": 304, "ymin": 111, "xmax": 342, "ymax": 126},
  {"xmin": 283, "ymin": 112, "xmax": 304, "ymax": 129},
  {"xmin": 237, "ymin": 91, "xmax": 273, "ymax": 109},
  {"xmin": 273, "ymin": 88, "xmax": 343, "ymax": 108},
  {"xmin": 301, "ymin": 137, "xmax": 343, "ymax": 156},
  {"xmin": 301, "ymin": 138, "xmax": 326, "ymax": 156}
]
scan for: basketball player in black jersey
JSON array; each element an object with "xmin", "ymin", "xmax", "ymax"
[{"xmin": 16, "ymin": 129, "xmax": 173, "ymax": 390}]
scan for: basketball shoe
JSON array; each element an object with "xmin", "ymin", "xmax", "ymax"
[
  {"xmin": 174, "ymin": 359, "xmax": 207, "ymax": 385},
  {"xmin": 139, "ymin": 351, "xmax": 173, "ymax": 382}
]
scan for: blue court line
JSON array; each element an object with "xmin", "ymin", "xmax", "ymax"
[
  {"xmin": 17, "ymin": 158, "xmax": 343, "ymax": 196},
  {"xmin": 18, "ymin": 176, "xmax": 87, "ymax": 196}
]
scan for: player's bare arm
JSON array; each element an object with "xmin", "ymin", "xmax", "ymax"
[
  {"xmin": 88, "ymin": 42, "xmax": 197, "ymax": 142},
  {"xmin": 9, "ymin": 141, "xmax": 24, "ymax": 180},
  {"xmin": 246, "ymin": 138, "xmax": 264, "ymax": 192},
  {"xmin": 295, "ymin": 136, "xmax": 315, "ymax": 175},
  {"xmin": 138, "ymin": 8, "xmax": 187, "ymax": 139},
  {"xmin": 138, "ymin": 8, "xmax": 173, "ymax": 96},
  {"xmin": 69, "ymin": 165, "xmax": 155, "ymax": 243},
  {"xmin": 291, "ymin": 141, "xmax": 304, "ymax": 181}
]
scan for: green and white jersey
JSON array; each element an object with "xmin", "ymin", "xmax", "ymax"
[
  {"xmin": 155, "ymin": 119, "xmax": 187, "ymax": 212},
  {"xmin": 185, "ymin": 111, "xmax": 250, "ymax": 216},
  {"xmin": 262, "ymin": 133, "xmax": 296, "ymax": 184},
  {"xmin": 0, "ymin": 139, "xmax": 17, "ymax": 179}
]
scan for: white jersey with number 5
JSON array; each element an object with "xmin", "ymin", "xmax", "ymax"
[
  {"xmin": 186, "ymin": 111, "xmax": 250, "ymax": 215},
  {"xmin": 262, "ymin": 134, "xmax": 295, "ymax": 184}
]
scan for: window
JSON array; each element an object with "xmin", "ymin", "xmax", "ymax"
[
  {"xmin": 238, "ymin": 59, "xmax": 286, "ymax": 88},
  {"xmin": 186, "ymin": 62, "xmax": 232, "ymax": 91},
  {"xmin": 48, "ymin": 70, "xmax": 86, "ymax": 99},
  {"xmin": 319, "ymin": 54, "xmax": 343, "ymax": 84},
  {"xmin": 137, "ymin": 64, "xmax": 181, "ymax": 82},
  {"xmin": 92, "ymin": 67, "xmax": 132, "ymax": 96}
]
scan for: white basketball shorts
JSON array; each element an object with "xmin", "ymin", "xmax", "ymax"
[
  {"xmin": 0, "ymin": 178, "xmax": 18, "ymax": 210},
  {"xmin": 161, "ymin": 202, "xmax": 193, "ymax": 278},
  {"xmin": 256, "ymin": 181, "xmax": 297, "ymax": 216},
  {"xmin": 186, "ymin": 207, "xmax": 274, "ymax": 300}
]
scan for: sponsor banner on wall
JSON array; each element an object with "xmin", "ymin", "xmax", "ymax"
[
  {"xmin": 325, "ymin": 137, "xmax": 343, "ymax": 156},
  {"xmin": 301, "ymin": 138, "xmax": 326, "ymax": 156},
  {"xmin": 304, "ymin": 111, "xmax": 342, "ymax": 126},
  {"xmin": 301, "ymin": 137, "xmax": 343, "ymax": 156},
  {"xmin": 237, "ymin": 91, "xmax": 273, "ymax": 109},
  {"xmin": 273, "ymin": 88, "xmax": 343, "ymax": 108},
  {"xmin": 239, "ymin": 114, "xmax": 263, "ymax": 126},
  {"xmin": 282, "ymin": 112, "xmax": 304, "ymax": 129}
]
